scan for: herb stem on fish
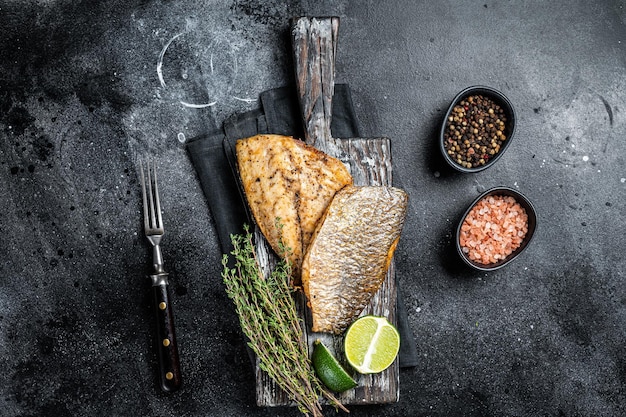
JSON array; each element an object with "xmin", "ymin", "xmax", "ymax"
[{"xmin": 222, "ymin": 224, "xmax": 347, "ymax": 416}]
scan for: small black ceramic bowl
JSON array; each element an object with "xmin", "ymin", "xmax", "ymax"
[
  {"xmin": 440, "ymin": 86, "xmax": 516, "ymax": 173},
  {"xmin": 456, "ymin": 187, "xmax": 537, "ymax": 271}
]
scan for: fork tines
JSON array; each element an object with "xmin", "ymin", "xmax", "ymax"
[{"xmin": 139, "ymin": 159, "xmax": 164, "ymax": 235}]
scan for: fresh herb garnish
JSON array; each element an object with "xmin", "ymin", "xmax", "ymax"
[{"xmin": 222, "ymin": 224, "xmax": 347, "ymax": 416}]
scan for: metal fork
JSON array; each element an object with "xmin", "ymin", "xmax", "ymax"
[{"xmin": 139, "ymin": 159, "xmax": 182, "ymax": 393}]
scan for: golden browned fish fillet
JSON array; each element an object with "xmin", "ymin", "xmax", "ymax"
[
  {"xmin": 236, "ymin": 134, "xmax": 353, "ymax": 281},
  {"xmin": 301, "ymin": 185, "xmax": 409, "ymax": 334}
]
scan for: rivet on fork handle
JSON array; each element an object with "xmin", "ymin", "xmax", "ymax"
[
  {"xmin": 150, "ymin": 272, "xmax": 182, "ymax": 393},
  {"xmin": 139, "ymin": 159, "xmax": 182, "ymax": 393}
]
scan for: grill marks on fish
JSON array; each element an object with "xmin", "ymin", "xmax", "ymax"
[
  {"xmin": 301, "ymin": 185, "xmax": 409, "ymax": 334},
  {"xmin": 236, "ymin": 134, "xmax": 353, "ymax": 281}
]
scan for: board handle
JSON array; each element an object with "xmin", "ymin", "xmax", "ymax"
[{"xmin": 290, "ymin": 16, "xmax": 340, "ymax": 151}]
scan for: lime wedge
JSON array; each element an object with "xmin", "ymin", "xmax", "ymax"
[
  {"xmin": 311, "ymin": 340, "xmax": 357, "ymax": 393},
  {"xmin": 344, "ymin": 315, "xmax": 400, "ymax": 374}
]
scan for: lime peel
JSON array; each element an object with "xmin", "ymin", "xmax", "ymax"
[
  {"xmin": 312, "ymin": 340, "xmax": 358, "ymax": 393},
  {"xmin": 344, "ymin": 315, "xmax": 400, "ymax": 374}
]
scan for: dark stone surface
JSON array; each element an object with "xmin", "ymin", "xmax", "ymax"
[{"xmin": 1, "ymin": 1, "xmax": 625, "ymax": 416}]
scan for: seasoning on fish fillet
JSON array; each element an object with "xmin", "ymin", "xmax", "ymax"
[
  {"xmin": 301, "ymin": 185, "xmax": 408, "ymax": 334},
  {"xmin": 235, "ymin": 134, "xmax": 353, "ymax": 281}
]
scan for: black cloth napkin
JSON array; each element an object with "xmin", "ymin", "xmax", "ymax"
[{"xmin": 186, "ymin": 84, "xmax": 418, "ymax": 368}]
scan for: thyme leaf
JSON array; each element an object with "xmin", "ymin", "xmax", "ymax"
[{"xmin": 222, "ymin": 224, "xmax": 347, "ymax": 416}]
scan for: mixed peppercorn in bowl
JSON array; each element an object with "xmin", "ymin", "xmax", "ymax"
[{"xmin": 440, "ymin": 86, "xmax": 516, "ymax": 173}]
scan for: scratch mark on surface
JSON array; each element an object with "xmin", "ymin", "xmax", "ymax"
[
  {"xmin": 232, "ymin": 96, "xmax": 257, "ymax": 103},
  {"xmin": 210, "ymin": 53, "xmax": 214, "ymax": 74},
  {"xmin": 598, "ymin": 95, "xmax": 614, "ymax": 153},
  {"xmin": 180, "ymin": 100, "xmax": 216, "ymax": 108},
  {"xmin": 102, "ymin": 382, "xmax": 117, "ymax": 396},
  {"xmin": 157, "ymin": 32, "xmax": 184, "ymax": 88},
  {"xmin": 552, "ymin": 157, "xmax": 573, "ymax": 167},
  {"xmin": 599, "ymin": 95, "xmax": 613, "ymax": 126}
]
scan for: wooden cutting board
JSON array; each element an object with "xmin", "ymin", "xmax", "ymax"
[{"xmin": 255, "ymin": 17, "xmax": 399, "ymax": 406}]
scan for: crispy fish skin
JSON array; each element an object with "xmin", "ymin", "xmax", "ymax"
[
  {"xmin": 235, "ymin": 134, "xmax": 353, "ymax": 281},
  {"xmin": 301, "ymin": 185, "xmax": 408, "ymax": 334}
]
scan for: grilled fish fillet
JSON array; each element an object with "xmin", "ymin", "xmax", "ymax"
[
  {"xmin": 301, "ymin": 185, "xmax": 408, "ymax": 334},
  {"xmin": 236, "ymin": 134, "xmax": 353, "ymax": 281}
]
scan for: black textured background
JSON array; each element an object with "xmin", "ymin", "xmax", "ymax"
[{"xmin": 1, "ymin": 1, "xmax": 625, "ymax": 416}]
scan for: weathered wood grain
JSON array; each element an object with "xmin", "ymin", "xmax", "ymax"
[
  {"xmin": 255, "ymin": 138, "xmax": 399, "ymax": 406},
  {"xmin": 255, "ymin": 16, "xmax": 399, "ymax": 407},
  {"xmin": 291, "ymin": 16, "xmax": 340, "ymax": 155}
]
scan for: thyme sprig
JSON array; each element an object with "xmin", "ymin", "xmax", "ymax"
[{"xmin": 222, "ymin": 224, "xmax": 347, "ymax": 416}]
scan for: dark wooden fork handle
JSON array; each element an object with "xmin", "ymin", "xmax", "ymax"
[{"xmin": 151, "ymin": 274, "xmax": 182, "ymax": 392}]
